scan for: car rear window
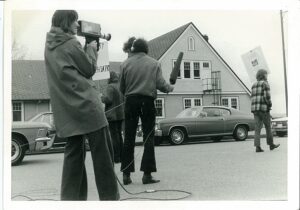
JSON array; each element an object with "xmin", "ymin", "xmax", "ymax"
[{"xmin": 176, "ymin": 108, "xmax": 200, "ymax": 118}]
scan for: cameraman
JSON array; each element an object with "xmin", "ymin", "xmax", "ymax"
[
  {"xmin": 44, "ymin": 10, "xmax": 119, "ymax": 200},
  {"xmin": 120, "ymin": 37, "xmax": 174, "ymax": 185}
]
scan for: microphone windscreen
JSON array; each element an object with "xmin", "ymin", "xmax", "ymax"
[{"xmin": 170, "ymin": 52, "xmax": 184, "ymax": 85}]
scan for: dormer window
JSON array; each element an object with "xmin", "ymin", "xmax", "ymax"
[{"xmin": 188, "ymin": 36, "xmax": 195, "ymax": 51}]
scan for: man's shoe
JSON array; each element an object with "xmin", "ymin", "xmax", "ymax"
[
  {"xmin": 256, "ymin": 146, "xmax": 264, "ymax": 152},
  {"xmin": 142, "ymin": 175, "xmax": 160, "ymax": 184},
  {"xmin": 270, "ymin": 144, "xmax": 280, "ymax": 150},
  {"xmin": 123, "ymin": 174, "xmax": 132, "ymax": 185}
]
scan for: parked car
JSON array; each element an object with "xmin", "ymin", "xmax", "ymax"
[
  {"xmin": 29, "ymin": 112, "xmax": 90, "ymax": 150},
  {"xmin": 154, "ymin": 106, "xmax": 255, "ymax": 145},
  {"xmin": 272, "ymin": 116, "xmax": 288, "ymax": 137},
  {"xmin": 12, "ymin": 112, "xmax": 56, "ymax": 165}
]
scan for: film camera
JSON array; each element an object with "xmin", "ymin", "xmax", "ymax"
[{"xmin": 77, "ymin": 20, "xmax": 111, "ymax": 51}]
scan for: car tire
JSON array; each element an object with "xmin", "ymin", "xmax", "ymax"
[
  {"xmin": 169, "ymin": 128, "xmax": 187, "ymax": 145},
  {"xmin": 233, "ymin": 125, "xmax": 248, "ymax": 141},
  {"xmin": 11, "ymin": 136, "xmax": 26, "ymax": 166},
  {"xmin": 276, "ymin": 131, "xmax": 287, "ymax": 137}
]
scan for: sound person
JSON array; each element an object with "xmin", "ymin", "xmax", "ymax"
[
  {"xmin": 44, "ymin": 10, "xmax": 119, "ymax": 200},
  {"xmin": 119, "ymin": 37, "xmax": 174, "ymax": 185}
]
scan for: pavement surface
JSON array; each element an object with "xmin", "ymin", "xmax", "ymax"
[{"xmin": 11, "ymin": 135, "xmax": 287, "ymax": 202}]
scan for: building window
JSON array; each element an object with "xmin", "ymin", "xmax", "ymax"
[
  {"xmin": 193, "ymin": 62, "xmax": 200, "ymax": 79},
  {"xmin": 221, "ymin": 97, "xmax": 239, "ymax": 109},
  {"xmin": 176, "ymin": 60, "xmax": 211, "ymax": 80},
  {"xmin": 184, "ymin": 62, "xmax": 191, "ymax": 78},
  {"xmin": 12, "ymin": 102, "xmax": 23, "ymax": 121},
  {"xmin": 155, "ymin": 98, "xmax": 165, "ymax": 118},
  {"xmin": 184, "ymin": 98, "xmax": 202, "ymax": 109},
  {"xmin": 173, "ymin": 60, "xmax": 181, "ymax": 79},
  {"xmin": 188, "ymin": 36, "xmax": 195, "ymax": 51},
  {"xmin": 203, "ymin": 62, "xmax": 210, "ymax": 68}
]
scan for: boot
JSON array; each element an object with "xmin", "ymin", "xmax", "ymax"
[
  {"xmin": 256, "ymin": 146, "xmax": 264, "ymax": 152},
  {"xmin": 142, "ymin": 173, "xmax": 160, "ymax": 184},
  {"xmin": 123, "ymin": 173, "xmax": 132, "ymax": 185},
  {"xmin": 270, "ymin": 144, "xmax": 280, "ymax": 150}
]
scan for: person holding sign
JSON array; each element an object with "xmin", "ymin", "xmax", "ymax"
[
  {"xmin": 44, "ymin": 10, "xmax": 119, "ymax": 200},
  {"xmin": 251, "ymin": 69, "xmax": 280, "ymax": 153},
  {"xmin": 119, "ymin": 37, "xmax": 174, "ymax": 185}
]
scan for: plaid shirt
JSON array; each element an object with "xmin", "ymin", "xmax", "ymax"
[{"xmin": 251, "ymin": 80, "xmax": 272, "ymax": 112}]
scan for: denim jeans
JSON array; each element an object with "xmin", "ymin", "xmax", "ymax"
[{"xmin": 253, "ymin": 111, "xmax": 274, "ymax": 147}]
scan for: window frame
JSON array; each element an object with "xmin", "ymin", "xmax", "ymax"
[
  {"xmin": 183, "ymin": 98, "xmax": 203, "ymax": 109},
  {"xmin": 155, "ymin": 98, "xmax": 165, "ymax": 118},
  {"xmin": 193, "ymin": 62, "xmax": 200, "ymax": 79},
  {"xmin": 188, "ymin": 36, "xmax": 195, "ymax": 51},
  {"xmin": 12, "ymin": 101, "xmax": 24, "ymax": 122},
  {"xmin": 221, "ymin": 96, "xmax": 239, "ymax": 110}
]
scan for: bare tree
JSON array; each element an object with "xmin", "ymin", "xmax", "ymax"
[{"xmin": 12, "ymin": 39, "xmax": 27, "ymax": 60}]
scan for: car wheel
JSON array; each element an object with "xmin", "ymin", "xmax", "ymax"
[
  {"xmin": 11, "ymin": 136, "xmax": 26, "ymax": 166},
  {"xmin": 234, "ymin": 125, "xmax": 248, "ymax": 141},
  {"xmin": 276, "ymin": 131, "xmax": 287, "ymax": 137},
  {"xmin": 212, "ymin": 136, "xmax": 223, "ymax": 142},
  {"xmin": 169, "ymin": 128, "xmax": 186, "ymax": 145}
]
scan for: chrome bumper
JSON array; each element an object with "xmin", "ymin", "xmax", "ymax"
[{"xmin": 35, "ymin": 135, "xmax": 55, "ymax": 151}]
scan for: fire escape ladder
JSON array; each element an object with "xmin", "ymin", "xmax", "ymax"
[{"xmin": 202, "ymin": 71, "xmax": 221, "ymax": 105}]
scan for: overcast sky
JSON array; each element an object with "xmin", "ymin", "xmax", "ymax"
[{"xmin": 11, "ymin": 8, "xmax": 288, "ymax": 114}]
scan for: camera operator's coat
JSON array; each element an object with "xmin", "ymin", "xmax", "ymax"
[{"xmin": 44, "ymin": 27, "xmax": 107, "ymax": 138}]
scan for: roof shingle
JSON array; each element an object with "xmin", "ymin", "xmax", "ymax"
[
  {"xmin": 148, "ymin": 22, "xmax": 191, "ymax": 60},
  {"xmin": 12, "ymin": 60, "xmax": 121, "ymax": 100}
]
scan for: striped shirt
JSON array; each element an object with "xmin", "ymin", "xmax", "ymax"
[{"xmin": 251, "ymin": 80, "xmax": 272, "ymax": 112}]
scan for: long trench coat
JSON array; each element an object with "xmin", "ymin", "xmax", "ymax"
[{"xmin": 44, "ymin": 27, "xmax": 107, "ymax": 138}]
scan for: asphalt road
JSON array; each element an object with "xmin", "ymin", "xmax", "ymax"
[{"xmin": 11, "ymin": 136, "xmax": 287, "ymax": 201}]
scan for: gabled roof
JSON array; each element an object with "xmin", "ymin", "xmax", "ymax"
[
  {"xmin": 148, "ymin": 22, "xmax": 190, "ymax": 60},
  {"xmin": 148, "ymin": 22, "xmax": 250, "ymax": 94},
  {"xmin": 12, "ymin": 60, "xmax": 49, "ymax": 100},
  {"xmin": 12, "ymin": 60, "xmax": 120, "ymax": 100}
]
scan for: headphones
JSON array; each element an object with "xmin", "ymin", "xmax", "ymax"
[{"xmin": 130, "ymin": 39, "xmax": 136, "ymax": 52}]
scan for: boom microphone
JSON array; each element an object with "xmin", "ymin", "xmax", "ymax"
[{"xmin": 169, "ymin": 52, "xmax": 184, "ymax": 85}]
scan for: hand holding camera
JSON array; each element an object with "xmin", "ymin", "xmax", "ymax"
[
  {"xmin": 77, "ymin": 20, "xmax": 111, "ymax": 51},
  {"xmin": 87, "ymin": 40, "xmax": 98, "ymax": 50}
]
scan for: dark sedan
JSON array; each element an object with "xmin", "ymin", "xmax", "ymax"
[{"xmin": 155, "ymin": 106, "xmax": 255, "ymax": 145}]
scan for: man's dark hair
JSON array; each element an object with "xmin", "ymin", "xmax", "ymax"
[
  {"xmin": 123, "ymin": 36, "xmax": 136, "ymax": 53},
  {"xmin": 131, "ymin": 38, "xmax": 149, "ymax": 54},
  {"xmin": 51, "ymin": 10, "xmax": 78, "ymax": 33}
]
